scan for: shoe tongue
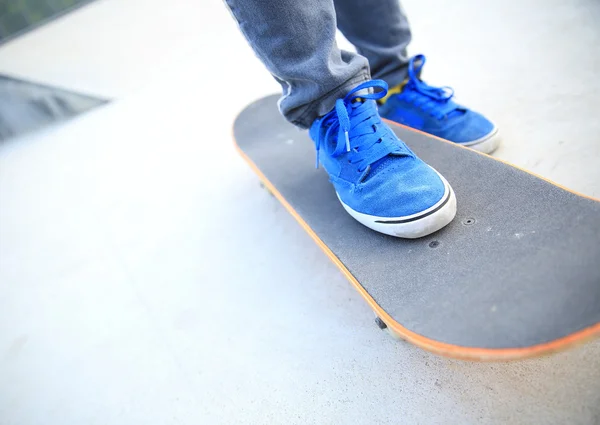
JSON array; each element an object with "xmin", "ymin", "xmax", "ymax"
[{"xmin": 351, "ymin": 101, "xmax": 410, "ymax": 180}]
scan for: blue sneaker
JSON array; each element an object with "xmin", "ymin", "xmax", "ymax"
[
  {"xmin": 309, "ymin": 80, "xmax": 456, "ymax": 238},
  {"xmin": 378, "ymin": 55, "xmax": 501, "ymax": 154}
]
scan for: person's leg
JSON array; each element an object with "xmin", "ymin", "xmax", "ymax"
[
  {"xmin": 333, "ymin": 0, "xmax": 412, "ymax": 88},
  {"xmin": 225, "ymin": 0, "xmax": 456, "ymax": 237},
  {"xmin": 224, "ymin": 0, "xmax": 370, "ymax": 129}
]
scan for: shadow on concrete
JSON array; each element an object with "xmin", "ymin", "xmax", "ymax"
[{"xmin": 0, "ymin": 74, "xmax": 107, "ymax": 141}]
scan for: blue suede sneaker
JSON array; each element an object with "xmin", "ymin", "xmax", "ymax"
[
  {"xmin": 309, "ymin": 80, "xmax": 456, "ymax": 238},
  {"xmin": 378, "ymin": 55, "xmax": 501, "ymax": 154}
]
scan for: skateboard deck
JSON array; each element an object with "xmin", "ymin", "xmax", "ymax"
[{"xmin": 233, "ymin": 94, "xmax": 600, "ymax": 361}]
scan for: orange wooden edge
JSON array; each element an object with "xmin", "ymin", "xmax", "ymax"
[{"xmin": 232, "ymin": 121, "xmax": 600, "ymax": 361}]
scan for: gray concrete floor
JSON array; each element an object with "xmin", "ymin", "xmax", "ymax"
[{"xmin": 1, "ymin": 0, "xmax": 599, "ymax": 424}]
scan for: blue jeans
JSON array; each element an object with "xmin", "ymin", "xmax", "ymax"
[{"xmin": 225, "ymin": 0, "xmax": 412, "ymax": 128}]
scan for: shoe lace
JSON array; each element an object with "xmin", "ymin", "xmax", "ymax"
[
  {"xmin": 400, "ymin": 54, "xmax": 459, "ymax": 120},
  {"xmin": 314, "ymin": 80, "xmax": 408, "ymax": 175}
]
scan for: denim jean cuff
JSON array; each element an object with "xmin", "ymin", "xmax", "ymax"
[{"xmin": 290, "ymin": 70, "xmax": 371, "ymax": 129}]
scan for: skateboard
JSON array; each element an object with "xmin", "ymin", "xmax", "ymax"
[{"xmin": 233, "ymin": 94, "xmax": 600, "ymax": 361}]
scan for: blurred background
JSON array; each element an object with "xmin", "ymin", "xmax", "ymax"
[
  {"xmin": 0, "ymin": 0, "xmax": 102, "ymax": 140},
  {"xmin": 0, "ymin": 1, "xmax": 599, "ymax": 424},
  {"xmin": 0, "ymin": 0, "xmax": 94, "ymax": 42}
]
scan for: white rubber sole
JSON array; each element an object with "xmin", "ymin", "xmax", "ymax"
[
  {"xmin": 338, "ymin": 169, "xmax": 457, "ymax": 239},
  {"xmin": 461, "ymin": 127, "xmax": 501, "ymax": 154}
]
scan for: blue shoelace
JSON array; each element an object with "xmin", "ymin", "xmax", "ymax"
[
  {"xmin": 399, "ymin": 54, "xmax": 460, "ymax": 120},
  {"xmin": 314, "ymin": 80, "xmax": 407, "ymax": 174}
]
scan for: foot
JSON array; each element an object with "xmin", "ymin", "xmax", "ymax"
[
  {"xmin": 309, "ymin": 80, "xmax": 456, "ymax": 238},
  {"xmin": 378, "ymin": 55, "xmax": 500, "ymax": 154}
]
